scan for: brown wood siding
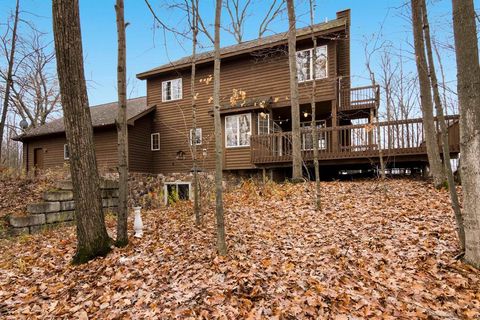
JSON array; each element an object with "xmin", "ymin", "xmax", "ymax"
[
  {"xmin": 128, "ymin": 115, "xmax": 153, "ymax": 172},
  {"xmin": 336, "ymin": 10, "xmax": 351, "ymax": 96},
  {"xmin": 147, "ymin": 36, "xmax": 346, "ymax": 173},
  {"xmin": 24, "ymin": 128, "xmax": 119, "ymax": 172}
]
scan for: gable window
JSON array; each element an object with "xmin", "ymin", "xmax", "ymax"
[
  {"xmin": 189, "ymin": 128, "xmax": 202, "ymax": 146},
  {"xmin": 151, "ymin": 133, "xmax": 160, "ymax": 151},
  {"xmin": 296, "ymin": 45, "xmax": 328, "ymax": 82},
  {"xmin": 225, "ymin": 113, "xmax": 251, "ymax": 148},
  {"xmin": 64, "ymin": 144, "xmax": 70, "ymax": 160},
  {"xmin": 162, "ymin": 78, "xmax": 182, "ymax": 102}
]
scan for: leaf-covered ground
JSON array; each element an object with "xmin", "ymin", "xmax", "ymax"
[{"xmin": 0, "ymin": 179, "xmax": 479, "ymax": 319}]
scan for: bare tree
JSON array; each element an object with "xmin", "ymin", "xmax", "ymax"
[
  {"xmin": 115, "ymin": 0, "xmax": 129, "ymax": 247},
  {"xmin": 52, "ymin": 0, "xmax": 111, "ymax": 264},
  {"xmin": 224, "ymin": 0, "xmax": 251, "ymax": 43},
  {"xmin": 213, "ymin": 0, "xmax": 227, "ymax": 255},
  {"xmin": 0, "ymin": 0, "xmax": 20, "ymax": 164},
  {"xmin": 420, "ymin": 0, "xmax": 465, "ymax": 250},
  {"xmin": 411, "ymin": 0, "xmax": 444, "ymax": 188},
  {"xmin": 188, "ymin": 0, "xmax": 202, "ymax": 226},
  {"xmin": 363, "ymin": 36, "xmax": 386, "ymax": 179},
  {"xmin": 308, "ymin": 0, "xmax": 321, "ymax": 210},
  {"xmin": 259, "ymin": 0, "xmax": 285, "ymax": 39},
  {"xmin": 452, "ymin": 0, "xmax": 480, "ymax": 267},
  {"xmin": 8, "ymin": 29, "xmax": 61, "ymax": 128},
  {"xmin": 286, "ymin": 0, "xmax": 302, "ymax": 181}
]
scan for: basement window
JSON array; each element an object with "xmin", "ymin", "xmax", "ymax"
[{"xmin": 164, "ymin": 182, "xmax": 191, "ymax": 205}]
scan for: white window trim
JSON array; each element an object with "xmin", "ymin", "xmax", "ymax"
[
  {"xmin": 63, "ymin": 144, "xmax": 69, "ymax": 160},
  {"xmin": 164, "ymin": 181, "xmax": 192, "ymax": 205},
  {"xmin": 151, "ymin": 133, "xmax": 160, "ymax": 151},
  {"xmin": 297, "ymin": 45, "xmax": 328, "ymax": 83},
  {"xmin": 189, "ymin": 128, "xmax": 202, "ymax": 146},
  {"xmin": 162, "ymin": 78, "xmax": 183, "ymax": 102},
  {"xmin": 225, "ymin": 113, "xmax": 252, "ymax": 148}
]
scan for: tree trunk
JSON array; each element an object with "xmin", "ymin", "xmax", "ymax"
[
  {"xmin": 309, "ymin": 0, "xmax": 321, "ymax": 211},
  {"xmin": 286, "ymin": 0, "xmax": 302, "ymax": 182},
  {"xmin": 421, "ymin": 0, "xmax": 465, "ymax": 250},
  {"xmin": 213, "ymin": 0, "xmax": 227, "ymax": 255},
  {"xmin": 52, "ymin": 0, "xmax": 111, "ymax": 264},
  {"xmin": 411, "ymin": 0, "xmax": 445, "ymax": 188},
  {"xmin": 115, "ymin": 0, "xmax": 129, "ymax": 247},
  {"xmin": 191, "ymin": 0, "xmax": 201, "ymax": 226},
  {"xmin": 0, "ymin": 0, "xmax": 20, "ymax": 164},
  {"xmin": 452, "ymin": 0, "xmax": 480, "ymax": 267}
]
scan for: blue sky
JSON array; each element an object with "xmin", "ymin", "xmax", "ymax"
[{"xmin": 0, "ymin": 0, "xmax": 468, "ymax": 106}]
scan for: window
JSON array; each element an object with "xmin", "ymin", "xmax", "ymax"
[
  {"xmin": 225, "ymin": 113, "xmax": 251, "ymax": 148},
  {"xmin": 164, "ymin": 182, "xmax": 191, "ymax": 205},
  {"xmin": 151, "ymin": 133, "xmax": 160, "ymax": 151},
  {"xmin": 162, "ymin": 78, "xmax": 182, "ymax": 102},
  {"xmin": 64, "ymin": 144, "xmax": 70, "ymax": 160},
  {"xmin": 189, "ymin": 128, "xmax": 202, "ymax": 146},
  {"xmin": 296, "ymin": 46, "xmax": 328, "ymax": 82},
  {"xmin": 258, "ymin": 113, "xmax": 270, "ymax": 135}
]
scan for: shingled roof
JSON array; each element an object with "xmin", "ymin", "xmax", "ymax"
[
  {"xmin": 14, "ymin": 96, "xmax": 153, "ymax": 141},
  {"xmin": 137, "ymin": 17, "xmax": 347, "ymax": 79}
]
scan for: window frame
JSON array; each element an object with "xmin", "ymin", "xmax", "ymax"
[
  {"xmin": 189, "ymin": 128, "xmax": 202, "ymax": 146},
  {"xmin": 63, "ymin": 144, "xmax": 69, "ymax": 160},
  {"xmin": 161, "ymin": 78, "xmax": 183, "ymax": 102},
  {"xmin": 225, "ymin": 113, "xmax": 252, "ymax": 148},
  {"xmin": 257, "ymin": 113, "xmax": 270, "ymax": 135},
  {"xmin": 151, "ymin": 133, "xmax": 160, "ymax": 151},
  {"xmin": 296, "ymin": 45, "xmax": 328, "ymax": 83}
]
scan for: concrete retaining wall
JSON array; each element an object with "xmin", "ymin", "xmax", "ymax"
[{"xmin": 7, "ymin": 179, "xmax": 119, "ymax": 236}]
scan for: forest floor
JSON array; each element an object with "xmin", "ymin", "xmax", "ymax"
[{"xmin": 0, "ymin": 179, "xmax": 479, "ymax": 319}]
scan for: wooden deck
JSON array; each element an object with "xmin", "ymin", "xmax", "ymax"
[{"xmin": 251, "ymin": 116, "xmax": 460, "ymax": 165}]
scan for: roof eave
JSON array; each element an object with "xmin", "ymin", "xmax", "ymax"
[{"xmin": 136, "ymin": 19, "xmax": 346, "ymax": 80}]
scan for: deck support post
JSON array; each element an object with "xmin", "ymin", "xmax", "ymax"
[
  {"xmin": 332, "ymin": 100, "xmax": 339, "ymax": 152},
  {"xmin": 369, "ymin": 107, "xmax": 375, "ymax": 146}
]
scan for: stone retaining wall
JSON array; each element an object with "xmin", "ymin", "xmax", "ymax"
[{"xmin": 8, "ymin": 179, "xmax": 119, "ymax": 236}]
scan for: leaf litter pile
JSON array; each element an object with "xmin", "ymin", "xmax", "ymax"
[{"xmin": 1, "ymin": 179, "xmax": 479, "ymax": 319}]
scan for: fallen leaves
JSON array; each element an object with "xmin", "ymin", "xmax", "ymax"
[{"xmin": 0, "ymin": 179, "xmax": 478, "ymax": 319}]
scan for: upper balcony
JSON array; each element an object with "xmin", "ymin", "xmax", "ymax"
[{"xmin": 339, "ymin": 84, "xmax": 380, "ymax": 112}]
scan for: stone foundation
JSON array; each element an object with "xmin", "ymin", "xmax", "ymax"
[{"xmin": 7, "ymin": 179, "xmax": 119, "ymax": 236}]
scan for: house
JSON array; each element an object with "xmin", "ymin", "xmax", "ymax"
[
  {"xmin": 14, "ymin": 97, "xmax": 155, "ymax": 173},
  {"xmin": 14, "ymin": 9, "xmax": 460, "ymax": 180}
]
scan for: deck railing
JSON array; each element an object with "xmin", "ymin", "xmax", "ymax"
[
  {"xmin": 251, "ymin": 116, "xmax": 460, "ymax": 164},
  {"xmin": 339, "ymin": 85, "xmax": 380, "ymax": 111}
]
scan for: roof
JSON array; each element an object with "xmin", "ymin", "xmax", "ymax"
[
  {"xmin": 14, "ymin": 96, "xmax": 154, "ymax": 141},
  {"xmin": 137, "ymin": 17, "xmax": 347, "ymax": 79}
]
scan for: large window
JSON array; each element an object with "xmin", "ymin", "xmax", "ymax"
[
  {"xmin": 296, "ymin": 46, "xmax": 328, "ymax": 82},
  {"xmin": 162, "ymin": 78, "xmax": 182, "ymax": 102},
  {"xmin": 225, "ymin": 113, "xmax": 251, "ymax": 148},
  {"xmin": 151, "ymin": 133, "xmax": 160, "ymax": 151},
  {"xmin": 189, "ymin": 128, "xmax": 202, "ymax": 146}
]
